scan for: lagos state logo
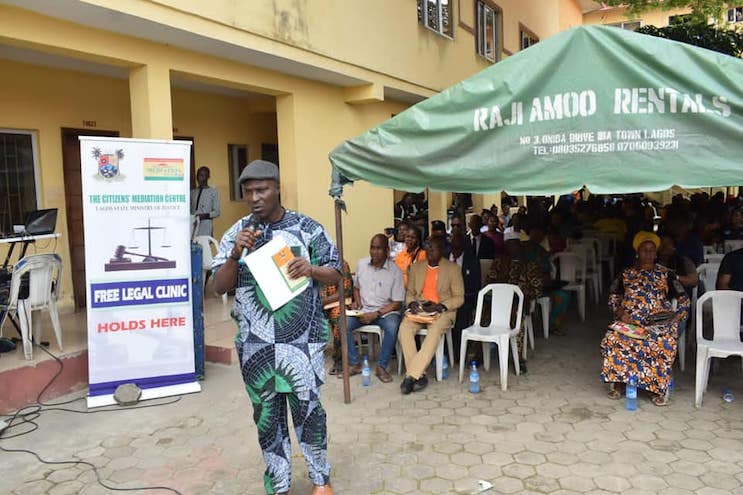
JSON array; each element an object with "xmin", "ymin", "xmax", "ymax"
[{"xmin": 91, "ymin": 148, "xmax": 124, "ymax": 179}]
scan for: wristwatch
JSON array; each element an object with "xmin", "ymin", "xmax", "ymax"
[{"xmin": 229, "ymin": 252, "xmax": 241, "ymax": 261}]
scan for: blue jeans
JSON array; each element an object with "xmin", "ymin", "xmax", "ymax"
[{"xmin": 346, "ymin": 313, "xmax": 401, "ymax": 370}]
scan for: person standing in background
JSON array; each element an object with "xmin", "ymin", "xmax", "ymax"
[{"xmin": 191, "ymin": 166, "xmax": 221, "ymax": 237}]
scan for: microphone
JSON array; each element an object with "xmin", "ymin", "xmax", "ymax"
[{"xmin": 241, "ymin": 216, "xmax": 261, "ymax": 259}]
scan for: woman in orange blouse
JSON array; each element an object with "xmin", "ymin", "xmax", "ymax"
[{"xmin": 395, "ymin": 225, "xmax": 426, "ymax": 287}]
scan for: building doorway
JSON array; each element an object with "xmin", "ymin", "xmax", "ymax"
[{"xmin": 61, "ymin": 127, "xmax": 119, "ymax": 308}]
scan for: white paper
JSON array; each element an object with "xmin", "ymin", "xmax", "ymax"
[{"xmin": 243, "ymin": 237, "xmax": 309, "ymax": 310}]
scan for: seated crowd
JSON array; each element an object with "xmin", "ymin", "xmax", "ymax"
[{"xmin": 322, "ymin": 191, "xmax": 743, "ymax": 399}]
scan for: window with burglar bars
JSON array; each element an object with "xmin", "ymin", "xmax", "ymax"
[
  {"xmin": 0, "ymin": 131, "xmax": 38, "ymax": 233},
  {"xmin": 417, "ymin": 0, "xmax": 454, "ymax": 38},
  {"xmin": 520, "ymin": 29, "xmax": 539, "ymax": 50},
  {"xmin": 476, "ymin": 1, "xmax": 501, "ymax": 63},
  {"xmin": 728, "ymin": 6, "xmax": 743, "ymax": 23},
  {"xmin": 607, "ymin": 20, "xmax": 641, "ymax": 31}
]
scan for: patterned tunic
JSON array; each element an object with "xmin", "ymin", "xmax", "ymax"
[
  {"xmin": 486, "ymin": 256, "xmax": 543, "ymax": 356},
  {"xmin": 213, "ymin": 210, "xmax": 341, "ymax": 395},
  {"xmin": 600, "ymin": 264, "xmax": 690, "ymax": 396}
]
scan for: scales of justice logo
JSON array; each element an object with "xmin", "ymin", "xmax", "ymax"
[{"xmin": 91, "ymin": 147, "xmax": 125, "ymax": 180}]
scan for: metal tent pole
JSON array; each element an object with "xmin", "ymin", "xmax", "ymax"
[{"xmin": 333, "ymin": 198, "xmax": 351, "ymax": 404}]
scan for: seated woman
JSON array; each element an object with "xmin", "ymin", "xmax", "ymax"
[{"xmin": 600, "ymin": 231, "xmax": 689, "ymax": 406}]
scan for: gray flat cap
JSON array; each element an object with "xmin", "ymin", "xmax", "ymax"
[{"xmin": 239, "ymin": 160, "xmax": 279, "ymax": 184}]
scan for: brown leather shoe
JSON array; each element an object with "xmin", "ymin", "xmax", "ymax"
[
  {"xmin": 311, "ymin": 484, "xmax": 333, "ymax": 495},
  {"xmin": 375, "ymin": 366, "xmax": 393, "ymax": 383},
  {"xmin": 336, "ymin": 363, "xmax": 362, "ymax": 379}
]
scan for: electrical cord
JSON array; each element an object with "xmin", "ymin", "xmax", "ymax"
[{"xmin": 0, "ymin": 342, "xmax": 185, "ymax": 494}]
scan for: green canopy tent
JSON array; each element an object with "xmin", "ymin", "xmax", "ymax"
[
  {"xmin": 327, "ymin": 25, "xmax": 743, "ymax": 402},
  {"xmin": 329, "ymin": 25, "xmax": 743, "ymax": 196}
]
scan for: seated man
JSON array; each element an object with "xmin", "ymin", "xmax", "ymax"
[
  {"xmin": 717, "ymin": 247, "xmax": 743, "ymax": 291},
  {"xmin": 344, "ymin": 234, "xmax": 405, "ymax": 383},
  {"xmin": 468, "ymin": 214, "xmax": 495, "ymax": 259},
  {"xmin": 398, "ymin": 236, "xmax": 464, "ymax": 394}
]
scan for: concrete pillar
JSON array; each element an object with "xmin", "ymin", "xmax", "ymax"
[
  {"xmin": 275, "ymin": 94, "xmax": 299, "ymax": 211},
  {"xmin": 427, "ymin": 190, "xmax": 449, "ymax": 228},
  {"xmin": 129, "ymin": 64, "xmax": 173, "ymax": 140}
]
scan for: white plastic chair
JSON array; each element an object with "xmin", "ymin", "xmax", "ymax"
[
  {"xmin": 670, "ymin": 299, "xmax": 686, "ymax": 372},
  {"xmin": 536, "ymin": 296, "xmax": 550, "ymax": 339},
  {"xmin": 552, "ymin": 252, "xmax": 586, "ymax": 322},
  {"xmin": 396, "ymin": 324, "xmax": 455, "ymax": 381},
  {"xmin": 522, "ymin": 300, "xmax": 540, "ymax": 360},
  {"xmin": 724, "ymin": 240, "xmax": 743, "ymax": 253},
  {"xmin": 568, "ymin": 241, "xmax": 600, "ymax": 304},
  {"xmin": 194, "ymin": 235, "xmax": 227, "ymax": 304},
  {"xmin": 459, "ymin": 284, "xmax": 523, "ymax": 391},
  {"xmin": 353, "ymin": 324, "xmax": 383, "ymax": 361},
  {"xmin": 705, "ymin": 253, "xmax": 725, "ymax": 265},
  {"xmin": 694, "ymin": 290, "xmax": 743, "ymax": 407},
  {"xmin": 703, "ymin": 245, "xmax": 718, "ymax": 256},
  {"xmin": 0, "ymin": 254, "xmax": 63, "ymax": 360},
  {"xmin": 595, "ymin": 233, "xmax": 616, "ymax": 285},
  {"xmin": 697, "ymin": 263, "xmax": 720, "ymax": 295}
]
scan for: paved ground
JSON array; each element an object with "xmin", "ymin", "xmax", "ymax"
[{"xmin": 3, "ymin": 304, "xmax": 743, "ymax": 495}]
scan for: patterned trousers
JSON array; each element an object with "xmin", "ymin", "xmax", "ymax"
[{"xmin": 247, "ymin": 387, "xmax": 331, "ymax": 494}]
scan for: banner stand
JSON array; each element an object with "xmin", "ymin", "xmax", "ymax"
[
  {"xmin": 87, "ymin": 382, "xmax": 201, "ymax": 408},
  {"xmin": 79, "ymin": 137, "xmax": 201, "ymax": 408}
]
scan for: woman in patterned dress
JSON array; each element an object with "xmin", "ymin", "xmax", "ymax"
[
  {"xmin": 320, "ymin": 260, "xmax": 353, "ymax": 374},
  {"xmin": 600, "ymin": 231, "xmax": 690, "ymax": 406}
]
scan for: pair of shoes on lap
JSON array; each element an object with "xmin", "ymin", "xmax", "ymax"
[{"xmin": 400, "ymin": 374, "xmax": 428, "ymax": 395}]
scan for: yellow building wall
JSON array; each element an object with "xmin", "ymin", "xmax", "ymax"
[
  {"xmin": 0, "ymin": 59, "xmax": 284, "ymax": 310},
  {"xmin": 583, "ymin": 6, "xmax": 692, "ymax": 28},
  {"xmin": 0, "ymin": 58, "xmax": 132, "ymax": 310},
  {"xmin": 90, "ymin": 0, "xmax": 583, "ymax": 91},
  {"xmin": 0, "ymin": 1, "xmax": 587, "ymax": 308},
  {"xmin": 170, "ymin": 88, "xmax": 278, "ymax": 240}
]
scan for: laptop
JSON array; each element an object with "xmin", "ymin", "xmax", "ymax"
[
  {"xmin": 23, "ymin": 208, "xmax": 58, "ymax": 235},
  {"xmin": 0, "ymin": 209, "xmax": 57, "ymax": 239}
]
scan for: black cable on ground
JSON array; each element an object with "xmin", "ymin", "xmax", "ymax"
[{"xmin": 0, "ymin": 342, "xmax": 185, "ymax": 494}]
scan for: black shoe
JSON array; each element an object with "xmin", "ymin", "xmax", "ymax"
[
  {"xmin": 328, "ymin": 359, "xmax": 342, "ymax": 375},
  {"xmin": 519, "ymin": 360, "xmax": 528, "ymax": 374},
  {"xmin": 412, "ymin": 375, "xmax": 428, "ymax": 393},
  {"xmin": 400, "ymin": 376, "xmax": 415, "ymax": 395}
]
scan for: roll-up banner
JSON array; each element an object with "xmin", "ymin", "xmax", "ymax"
[{"xmin": 79, "ymin": 137, "xmax": 201, "ymax": 408}]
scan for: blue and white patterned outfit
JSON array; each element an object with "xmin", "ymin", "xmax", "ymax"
[{"xmin": 213, "ymin": 209, "xmax": 341, "ymax": 494}]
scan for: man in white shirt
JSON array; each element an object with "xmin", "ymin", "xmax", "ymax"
[
  {"xmin": 190, "ymin": 166, "xmax": 221, "ymax": 237},
  {"xmin": 344, "ymin": 234, "xmax": 405, "ymax": 383}
]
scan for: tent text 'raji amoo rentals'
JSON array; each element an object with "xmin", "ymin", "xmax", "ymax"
[
  {"xmin": 326, "ymin": 25, "xmax": 743, "ymax": 402},
  {"xmin": 329, "ymin": 25, "xmax": 743, "ymax": 197}
]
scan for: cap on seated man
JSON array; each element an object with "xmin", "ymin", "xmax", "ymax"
[
  {"xmin": 398, "ymin": 236, "xmax": 464, "ymax": 395},
  {"xmin": 343, "ymin": 234, "xmax": 405, "ymax": 383}
]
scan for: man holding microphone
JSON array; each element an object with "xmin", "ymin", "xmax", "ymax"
[{"xmin": 213, "ymin": 160, "xmax": 340, "ymax": 495}]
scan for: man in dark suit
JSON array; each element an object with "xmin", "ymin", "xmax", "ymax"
[
  {"xmin": 449, "ymin": 232, "xmax": 481, "ymax": 360},
  {"xmin": 468, "ymin": 214, "xmax": 496, "ymax": 259}
]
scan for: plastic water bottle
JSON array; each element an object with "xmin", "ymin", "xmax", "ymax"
[
  {"xmin": 469, "ymin": 361, "xmax": 480, "ymax": 394},
  {"xmin": 361, "ymin": 356, "xmax": 371, "ymax": 387},
  {"xmin": 723, "ymin": 388, "xmax": 735, "ymax": 403},
  {"xmin": 626, "ymin": 376, "xmax": 638, "ymax": 411},
  {"xmin": 665, "ymin": 378, "xmax": 674, "ymax": 401},
  {"xmin": 442, "ymin": 355, "xmax": 449, "ymax": 380}
]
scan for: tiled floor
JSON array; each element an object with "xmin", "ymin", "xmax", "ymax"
[{"xmin": 3, "ymin": 300, "xmax": 743, "ymax": 494}]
